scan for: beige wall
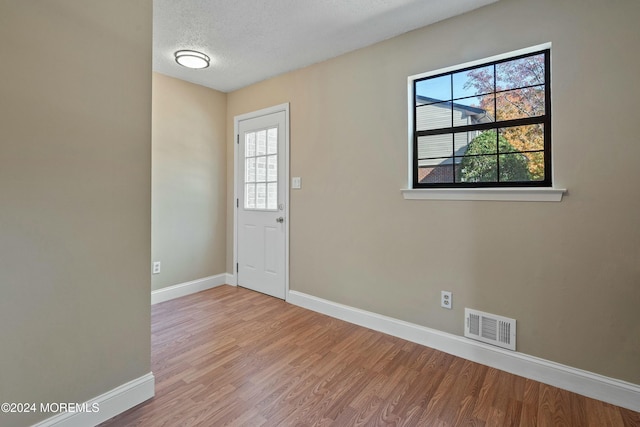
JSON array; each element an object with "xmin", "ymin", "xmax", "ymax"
[
  {"xmin": 0, "ymin": 2, "xmax": 152, "ymax": 426},
  {"xmin": 152, "ymin": 73, "xmax": 227, "ymax": 291},
  {"xmin": 227, "ymin": 0, "xmax": 640, "ymax": 384}
]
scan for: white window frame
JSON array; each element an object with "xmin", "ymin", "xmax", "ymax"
[{"xmin": 403, "ymin": 43, "xmax": 565, "ymax": 202}]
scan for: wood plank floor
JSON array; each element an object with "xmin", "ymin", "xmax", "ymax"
[{"xmin": 100, "ymin": 285, "xmax": 639, "ymax": 426}]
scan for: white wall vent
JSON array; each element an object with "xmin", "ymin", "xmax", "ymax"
[{"xmin": 464, "ymin": 308, "xmax": 516, "ymax": 351}]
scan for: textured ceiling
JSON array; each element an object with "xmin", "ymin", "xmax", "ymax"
[{"xmin": 153, "ymin": 0, "xmax": 498, "ymax": 93}]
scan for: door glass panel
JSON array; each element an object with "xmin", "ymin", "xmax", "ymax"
[
  {"xmin": 256, "ymin": 183, "xmax": 266, "ymax": 209},
  {"xmin": 245, "ymin": 158, "xmax": 256, "ymax": 182},
  {"xmin": 267, "ymin": 128, "xmax": 278, "ymax": 154},
  {"xmin": 256, "ymin": 130, "xmax": 267, "ymax": 155},
  {"xmin": 256, "ymin": 156, "xmax": 266, "ymax": 182},
  {"xmin": 246, "ymin": 132, "xmax": 256, "ymax": 157},
  {"xmin": 244, "ymin": 127, "xmax": 278, "ymax": 210},
  {"xmin": 245, "ymin": 183, "xmax": 256, "ymax": 209},
  {"xmin": 267, "ymin": 155, "xmax": 277, "ymax": 181}
]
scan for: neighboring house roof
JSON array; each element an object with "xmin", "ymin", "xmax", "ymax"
[{"xmin": 416, "ymin": 95, "xmax": 492, "ymax": 123}]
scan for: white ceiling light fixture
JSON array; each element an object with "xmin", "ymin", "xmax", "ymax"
[{"xmin": 174, "ymin": 50, "xmax": 210, "ymax": 69}]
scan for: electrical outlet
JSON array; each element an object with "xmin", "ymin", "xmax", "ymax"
[
  {"xmin": 441, "ymin": 291, "xmax": 452, "ymax": 309},
  {"xmin": 152, "ymin": 261, "xmax": 161, "ymax": 275}
]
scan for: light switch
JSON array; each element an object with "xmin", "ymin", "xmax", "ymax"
[{"xmin": 292, "ymin": 177, "xmax": 301, "ymax": 189}]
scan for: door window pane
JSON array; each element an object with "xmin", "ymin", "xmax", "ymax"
[
  {"xmin": 267, "ymin": 155, "xmax": 277, "ymax": 181},
  {"xmin": 245, "ymin": 184, "xmax": 256, "ymax": 209},
  {"xmin": 256, "ymin": 130, "xmax": 266, "ymax": 155},
  {"xmin": 244, "ymin": 126, "xmax": 279, "ymax": 210},
  {"xmin": 256, "ymin": 156, "xmax": 266, "ymax": 182},
  {"xmin": 245, "ymin": 158, "xmax": 256, "ymax": 183},
  {"xmin": 256, "ymin": 183, "xmax": 266, "ymax": 209},
  {"xmin": 245, "ymin": 132, "xmax": 256, "ymax": 157},
  {"xmin": 267, "ymin": 128, "xmax": 278, "ymax": 154}
]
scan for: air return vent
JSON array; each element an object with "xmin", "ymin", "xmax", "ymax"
[{"xmin": 464, "ymin": 308, "xmax": 516, "ymax": 351}]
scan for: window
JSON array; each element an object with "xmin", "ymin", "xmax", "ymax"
[
  {"xmin": 244, "ymin": 127, "xmax": 278, "ymax": 210},
  {"xmin": 411, "ymin": 47, "xmax": 551, "ymax": 189}
]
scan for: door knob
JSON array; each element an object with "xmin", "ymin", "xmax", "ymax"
[{"xmin": 276, "ymin": 217, "xmax": 284, "ymax": 223}]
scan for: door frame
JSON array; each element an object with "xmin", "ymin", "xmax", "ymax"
[{"xmin": 233, "ymin": 103, "xmax": 290, "ymax": 300}]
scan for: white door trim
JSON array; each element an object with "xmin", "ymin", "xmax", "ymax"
[{"xmin": 233, "ymin": 103, "xmax": 290, "ymax": 300}]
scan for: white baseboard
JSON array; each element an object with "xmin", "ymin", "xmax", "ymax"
[
  {"xmin": 225, "ymin": 273, "xmax": 236, "ymax": 286},
  {"xmin": 288, "ymin": 290, "xmax": 640, "ymax": 412},
  {"xmin": 151, "ymin": 273, "xmax": 229, "ymax": 305},
  {"xmin": 32, "ymin": 372, "xmax": 155, "ymax": 427}
]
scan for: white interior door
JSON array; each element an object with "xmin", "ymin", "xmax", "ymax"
[{"xmin": 236, "ymin": 108, "xmax": 287, "ymax": 299}]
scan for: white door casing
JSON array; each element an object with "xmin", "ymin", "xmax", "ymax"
[{"xmin": 234, "ymin": 104, "xmax": 289, "ymax": 299}]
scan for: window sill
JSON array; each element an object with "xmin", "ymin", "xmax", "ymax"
[{"xmin": 401, "ymin": 187, "xmax": 566, "ymax": 202}]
